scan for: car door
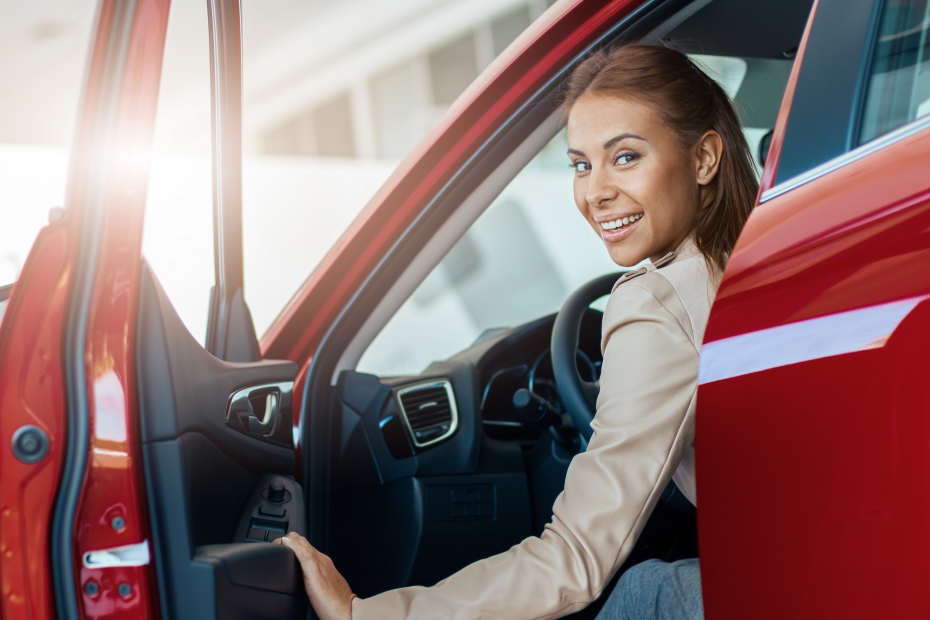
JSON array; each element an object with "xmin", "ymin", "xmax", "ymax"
[
  {"xmin": 0, "ymin": 1, "xmax": 309, "ymax": 619},
  {"xmin": 699, "ymin": 0, "xmax": 930, "ymax": 617}
]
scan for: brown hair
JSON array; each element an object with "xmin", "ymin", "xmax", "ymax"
[{"xmin": 560, "ymin": 44, "xmax": 757, "ymax": 273}]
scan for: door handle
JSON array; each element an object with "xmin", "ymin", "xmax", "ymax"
[
  {"xmin": 248, "ymin": 392, "xmax": 278, "ymax": 434},
  {"xmin": 225, "ymin": 382, "xmax": 292, "ymax": 442}
]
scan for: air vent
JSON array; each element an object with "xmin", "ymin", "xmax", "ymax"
[{"xmin": 396, "ymin": 380, "xmax": 458, "ymax": 448}]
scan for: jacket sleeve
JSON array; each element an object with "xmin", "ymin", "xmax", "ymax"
[{"xmin": 352, "ymin": 280, "xmax": 700, "ymax": 620}]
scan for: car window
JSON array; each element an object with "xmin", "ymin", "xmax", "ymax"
[
  {"xmin": 357, "ymin": 53, "xmax": 785, "ymax": 377},
  {"xmin": 770, "ymin": 0, "xmax": 878, "ymax": 186},
  {"xmin": 0, "ymin": 2, "xmax": 97, "ymax": 287},
  {"xmin": 141, "ymin": 0, "xmax": 215, "ymax": 346},
  {"xmin": 858, "ymin": 0, "xmax": 930, "ymax": 144},
  {"xmin": 356, "ymin": 128, "xmax": 613, "ymax": 377},
  {"xmin": 238, "ymin": 1, "xmax": 557, "ymax": 338}
]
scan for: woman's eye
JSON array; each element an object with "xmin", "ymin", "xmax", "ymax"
[
  {"xmin": 570, "ymin": 161, "xmax": 590, "ymax": 173},
  {"xmin": 614, "ymin": 152, "xmax": 639, "ymax": 166}
]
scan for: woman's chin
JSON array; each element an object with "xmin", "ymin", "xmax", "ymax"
[{"xmin": 606, "ymin": 247, "xmax": 647, "ymax": 268}]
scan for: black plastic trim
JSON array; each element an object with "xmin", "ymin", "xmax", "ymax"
[
  {"xmin": 205, "ymin": 0, "xmax": 260, "ymax": 363},
  {"xmin": 137, "ymin": 262, "xmax": 302, "ymax": 619}
]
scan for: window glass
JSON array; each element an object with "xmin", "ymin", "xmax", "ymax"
[
  {"xmin": 859, "ymin": 0, "xmax": 930, "ymax": 144},
  {"xmin": 358, "ymin": 129, "xmax": 618, "ymax": 376},
  {"xmin": 141, "ymin": 0, "xmax": 215, "ymax": 346},
  {"xmin": 358, "ymin": 53, "xmax": 792, "ymax": 377},
  {"xmin": 0, "ymin": 2, "xmax": 96, "ymax": 287},
  {"xmin": 240, "ymin": 0, "xmax": 552, "ymax": 338}
]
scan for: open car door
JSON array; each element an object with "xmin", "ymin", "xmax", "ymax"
[{"xmin": 0, "ymin": 1, "xmax": 308, "ymax": 619}]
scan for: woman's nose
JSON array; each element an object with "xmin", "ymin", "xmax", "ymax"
[{"xmin": 585, "ymin": 166, "xmax": 617, "ymax": 208}]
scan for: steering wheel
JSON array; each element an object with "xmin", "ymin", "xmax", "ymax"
[{"xmin": 551, "ymin": 272, "xmax": 623, "ymax": 442}]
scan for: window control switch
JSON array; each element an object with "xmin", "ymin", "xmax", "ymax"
[
  {"xmin": 246, "ymin": 527, "xmax": 269, "ymax": 542},
  {"xmin": 259, "ymin": 505, "xmax": 286, "ymax": 518},
  {"xmin": 250, "ymin": 516, "xmax": 289, "ymax": 534}
]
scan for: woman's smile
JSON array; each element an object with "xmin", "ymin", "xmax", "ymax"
[
  {"xmin": 596, "ymin": 212, "xmax": 643, "ymax": 242},
  {"xmin": 567, "ymin": 93, "xmax": 705, "ymax": 267}
]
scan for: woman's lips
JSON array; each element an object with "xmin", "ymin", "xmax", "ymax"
[{"xmin": 600, "ymin": 216, "xmax": 641, "ymax": 242}]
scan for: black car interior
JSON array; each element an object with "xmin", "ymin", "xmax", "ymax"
[
  {"xmin": 137, "ymin": 264, "xmax": 308, "ymax": 620},
  {"xmin": 133, "ymin": 1, "xmax": 815, "ymax": 619}
]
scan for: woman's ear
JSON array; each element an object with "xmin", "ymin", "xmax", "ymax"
[{"xmin": 695, "ymin": 130, "xmax": 723, "ymax": 187}]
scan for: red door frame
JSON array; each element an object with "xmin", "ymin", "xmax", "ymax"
[{"xmin": 0, "ymin": 1, "xmax": 171, "ymax": 619}]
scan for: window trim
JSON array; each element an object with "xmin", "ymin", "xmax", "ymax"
[
  {"xmin": 204, "ymin": 0, "xmax": 261, "ymax": 363},
  {"xmin": 761, "ymin": 110, "xmax": 930, "ymax": 202},
  {"xmin": 762, "ymin": 0, "xmax": 930, "ymax": 203}
]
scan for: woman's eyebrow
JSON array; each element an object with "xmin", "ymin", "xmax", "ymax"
[
  {"xmin": 567, "ymin": 148, "xmax": 586, "ymax": 156},
  {"xmin": 603, "ymin": 133, "xmax": 647, "ymax": 149}
]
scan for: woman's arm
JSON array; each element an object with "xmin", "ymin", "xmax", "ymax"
[{"xmin": 284, "ymin": 276, "xmax": 700, "ymax": 620}]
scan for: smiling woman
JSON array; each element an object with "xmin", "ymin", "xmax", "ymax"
[
  {"xmin": 279, "ymin": 43, "xmax": 759, "ymax": 620},
  {"xmin": 566, "ymin": 96, "xmax": 717, "ymax": 267},
  {"xmin": 563, "ymin": 45, "xmax": 757, "ymax": 273},
  {"xmin": 357, "ymin": 48, "xmax": 768, "ymax": 379}
]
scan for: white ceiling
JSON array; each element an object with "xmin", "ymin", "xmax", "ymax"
[
  {"xmin": 0, "ymin": 0, "xmax": 533, "ymax": 149},
  {"xmin": 0, "ymin": 1, "xmax": 97, "ymax": 144}
]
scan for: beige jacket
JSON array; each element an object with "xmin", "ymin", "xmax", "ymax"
[{"xmin": 353, "ymin": 238, "xmax": 718, "ymax": 620}]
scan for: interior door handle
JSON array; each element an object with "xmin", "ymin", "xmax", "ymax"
[
  {"xmin": 225, "ymin": 382, "xmax": 292, "ymax": 442},
  {"xmin": 248, "ymin": 392, "xmax": 278, "ymax": 434}
]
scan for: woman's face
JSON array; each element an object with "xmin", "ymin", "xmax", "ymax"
[{"xmin": 566, "ymin": 92, "xmax": 718, "ymax": 267}]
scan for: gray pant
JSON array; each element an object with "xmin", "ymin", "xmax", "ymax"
[{"xmin": 596, "ymin": 559, "xmax": 703, "ymax": 620}]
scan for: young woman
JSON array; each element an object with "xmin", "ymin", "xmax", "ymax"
[{"xmin": 275, "ymin": 44, "xmax": 758, "ymax": 620}]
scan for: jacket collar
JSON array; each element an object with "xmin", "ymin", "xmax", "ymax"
[
  {"xmin": 611, "ymin": 236, "xmax": 708, "ymax": 293},
  {"xmin": 649, "ymin": 235, "xmax": 701, "ymax": 269}
]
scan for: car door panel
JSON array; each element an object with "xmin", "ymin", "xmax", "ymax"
[
  {"xmin": 699, "ymin": 1, "xmax": 930, "ymax": 616},
  {"xmin": 137, "ymin": 263, "xmax": 307, "ymax": 619},
  {"xmin": 137, "ymin": 265, "xmax": 297, "ymax": 471}
]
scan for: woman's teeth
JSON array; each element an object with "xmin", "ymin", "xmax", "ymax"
[{"xmin": 599, "ymin": 213, "xmax": 643, "ymax": 231}]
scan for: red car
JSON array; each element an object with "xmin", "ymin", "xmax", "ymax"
[{"xmin": 2, "ymin": 0, "xmax": 927, "ymax": 618}]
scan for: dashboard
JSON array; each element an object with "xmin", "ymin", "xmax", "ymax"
[
  {"xmin": 332, "ymin": 306, "xmax": 604, "ymax": 484},
  {"xmin": 327, "ymin": 306, "xmax": 696, "ymax": 598},
  {"xmin": 479, "ymin": 330, "xmax": 601, "ymax": 442}
]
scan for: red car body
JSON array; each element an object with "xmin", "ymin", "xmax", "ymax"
[{"xmin": 3, "ymin": 0, "xmax": 928, "ymax": 618}]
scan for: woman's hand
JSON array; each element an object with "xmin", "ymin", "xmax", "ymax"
[{"xmin": 273, "ymin": 532, "xmax": 356, "ymax": 620}]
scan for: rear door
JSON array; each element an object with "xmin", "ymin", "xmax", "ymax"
[{"xmin": 699, "ymin": 0, "xmax": 930, "ymax": 617}]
